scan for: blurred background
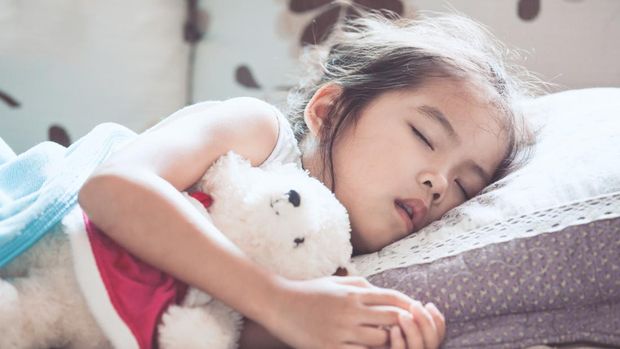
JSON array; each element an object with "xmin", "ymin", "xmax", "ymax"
[{"xmin": 1, "ymin": 0, "xmax": 619, "ymax": 153}]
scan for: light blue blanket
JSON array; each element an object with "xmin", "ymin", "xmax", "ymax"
[{"xmin": 0, "ymin": 123, "xmax": 136, "ymax": 267}]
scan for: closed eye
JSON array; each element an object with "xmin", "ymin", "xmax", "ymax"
[
  {"xmin": 455, "ymin": 180, "xmax": 470, "ymax": 200},
  {"xmin": 410, "ymin": 125, "xmax": 434, "ymax": 150}
]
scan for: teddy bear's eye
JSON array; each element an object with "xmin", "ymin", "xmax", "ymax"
[{"xmin": 287, "ymin": 189, "xmax": 301, "ymax": 207}]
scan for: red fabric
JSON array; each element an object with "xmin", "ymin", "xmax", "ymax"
[
  {"xmin": 82, "ymin": 214, "xmax": 189, "ymax": 349},
  {"xmin": 80, "ymin": 192, "xmax": 212, "ymax": 349},
  {"xmin": 188, "ymin": 191, "xmax": 213, "ymax": 208}
]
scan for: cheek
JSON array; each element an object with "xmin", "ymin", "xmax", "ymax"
[{"xmin": 428, "ymin": 198, "xmax": 461, "ymax": 225}]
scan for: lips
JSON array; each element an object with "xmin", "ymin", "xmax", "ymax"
[{"xmin": 395, "ymin": 198, "xmax": 428, "ymax": 233}]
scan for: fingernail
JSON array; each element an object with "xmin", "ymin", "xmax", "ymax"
[
  {"xmin": 426, "ymin": 302, "xmax": 438, "ymax": 311},
  {"xmin": 410, "ymin": 300, "xmax": 422, "ymax": 310}
]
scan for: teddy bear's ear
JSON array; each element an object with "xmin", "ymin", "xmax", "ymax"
[
  {"xmin": 266, "ymin": 162, "xmax": 309, "ymax": 178},
  {"xmin": 202, "ymin": 151, "xmax": 255, "ymax": 192}
]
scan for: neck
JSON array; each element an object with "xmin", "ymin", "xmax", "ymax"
[{"xmin": 300, "ymin": 136, "xmax": 332, "ymax": 190}]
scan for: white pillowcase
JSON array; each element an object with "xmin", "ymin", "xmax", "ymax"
[{"xmin": 464, "ymin": 87, "xmax": 620, "ymax": 224}]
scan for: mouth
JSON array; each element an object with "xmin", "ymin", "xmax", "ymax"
[{"xmin": 394, "ymin": 199, "xmax": 427, "ymax": 234}]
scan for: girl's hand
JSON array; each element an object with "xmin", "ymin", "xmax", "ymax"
[
  {"xmin": 388, "ymin": 302, "xmax": 446, "ymax": 349},
  {"xmin": 261, "ymin": 276, "xmax": 417, "ymax": 349}
]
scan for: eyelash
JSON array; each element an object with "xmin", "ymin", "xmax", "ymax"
[
  {"xmin": 410, "ymin": 125, "xmax": 434, "ymax": 150},
  {"xmin": 455, "ymin": 180, "xmax": 470, "ymax": 200}
]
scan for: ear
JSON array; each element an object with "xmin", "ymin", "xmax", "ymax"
[{"xmin": 304, "ymin": 83, "xmax": 342, "ymax": 137}]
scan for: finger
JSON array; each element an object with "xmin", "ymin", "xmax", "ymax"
[
  {"xmin": 359, "ymin": 289, "xmax": 415, "ymax": 310},
  {"xmin": 390, "ymin": 326, "xmax": 406, "ymax": 349},
  {"xmin": 338, "ymin": 276, "xmax": 374, "ymax": 288},
  {"xmin": 409, "ymin": 301, "xmax": 439, "ymax": 349},
  {"xmin": 348, "ymin": 325, "xmax": 390, "ymax": 347},
  {"xmin": 398, "ymin": 313, "xmax": 423, "ymax": 349},
  {"xmin": 425, "ymin": 303, "xmax": 446, "ymax": 342},
  {"xmin": 359, "ymin": 305, "xmax": 410, "ymax": 327},
  {"xmin": 342, "ymin": 344, "xmax": 368, "ymax": 349}
]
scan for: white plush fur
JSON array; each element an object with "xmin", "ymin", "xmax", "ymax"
[
  {"xmin": 158, "ymin": 152, "xmax": 353, "ymax": 348},
  {"xmin": 0, "ymin": 151, "xmax": 353, "ymax": 349},
  {"xmin": 0, "ymin": 208, "xmax": 110, "ymax": 349}
]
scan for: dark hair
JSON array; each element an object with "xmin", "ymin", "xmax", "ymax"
[{"xmin": 286, "ymin": 11, "xmax": 540, "ymax": 191}]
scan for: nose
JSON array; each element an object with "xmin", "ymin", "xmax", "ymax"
[
  {"xmin": 420, "ymin": 173, "xmax": 448, "ymax": 203},
  {"xmin": 287, "ymin": 190, "xmax": 301, "ymax": 207}
]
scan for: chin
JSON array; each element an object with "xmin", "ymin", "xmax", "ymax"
[
  {"xmin": 350, "ymin": 226, "xmax": 401, "ymax": 256},
  {"xmin": 352, "ymin": 246, "xmax": 372, "ymax": 257},
  {"xmin": 350, "ymin": 239, "xmax": 367, "ymax": 256},
  {"xmin": 349, "ymin": 230, "xmax": 372, "ymax": 256}
]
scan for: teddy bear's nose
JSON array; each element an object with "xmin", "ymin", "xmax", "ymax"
[
  {"xmin": 294, "ymin": 237, "xmax": 305, "ymax": 246},
  {"xmin": 287, "ymin": 190, "xmax": 301, "ymax": 207}
]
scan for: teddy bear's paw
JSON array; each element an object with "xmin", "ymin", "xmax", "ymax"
[
  {"xmin": 182, "ymin": 287, "xmax": 213, "ymax": 307},
  {"xmin": 159, "ymin": 304, "xmax": 241, "ymax": 349},
  {"xmin": 0, "ymin": 280, "xmax": 29, "ymax": 348},
  {"xmin": 0, "ymin": 279, "xmax": 20, "ymax": 324}
]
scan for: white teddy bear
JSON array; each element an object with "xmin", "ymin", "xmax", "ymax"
[{"xmin": 0, "ymin": 151, "xmax": 353, "ymax": 349}]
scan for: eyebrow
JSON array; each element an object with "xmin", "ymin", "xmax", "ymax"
[
  {"xmin": 417, "ymin": 105, "xmax": 492, "ymax": 183},
  {"xmin": 417, "ymin": 105, "xmax": 458, "ymax": 142}
]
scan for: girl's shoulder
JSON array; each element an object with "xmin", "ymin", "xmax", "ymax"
[
  {"xmin": 160, "ymin": 97, "xmax": 301, "ymax": 168},
  {"xmin": 101, "ymin": 97, "xmax": 287, "ymax": 192},
  {"xmin": 146, "ymin": 97, "xmax": 273, "ymax": 134}
]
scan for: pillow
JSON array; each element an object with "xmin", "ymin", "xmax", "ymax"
[
  {"xmin": 352, "ymin": 88, "xmax": 620, "ymax": 348},
  {"xmin": 369, "ymin": 216, "xmax": 620, "ymax": 348}
]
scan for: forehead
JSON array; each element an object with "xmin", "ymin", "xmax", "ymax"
[
  {"xmin": 393, "ymin": 78, "xmax": 509, "ymax": 170},
  {"xmin": 401, "ymin": 78, "xmax": 497, "ymax": 113},
  {"xmin": 395, "ymin": 78, "xmax": 506, "ymax": 130}
]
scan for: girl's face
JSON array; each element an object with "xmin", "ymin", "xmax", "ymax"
[{"xmin": 302, "ymin": 79, "xmax": 509, "ymax": 255}]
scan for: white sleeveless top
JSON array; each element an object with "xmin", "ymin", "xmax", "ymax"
[{"xmin": 260, "ymin": 103, "xmax": 302, "ymax": 169}]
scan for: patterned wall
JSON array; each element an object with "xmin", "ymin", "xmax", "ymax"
[
  {"xmin": 1, "ymin": 0, "xmax": 619, "ymax": 152},
  {"xmin": 0, "ymin": 0, "xmax": 189, "ymax": 153},
  {"xmin": 189, "ymin": 0, "xmax": 620, "ymax": 108}
]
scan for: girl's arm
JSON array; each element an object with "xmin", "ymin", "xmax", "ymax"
[
  {"xmin": 79, "ymin": 97, "xmax": 285, "ymax": 321},
  {"xmin": 79, "ymin": 97, "xmax": 417, "ymax": 348}
]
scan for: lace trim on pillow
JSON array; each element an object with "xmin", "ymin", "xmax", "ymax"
[{"xmin": 353, "ymin": 191, "xmax": 620, "ymax": 277}]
